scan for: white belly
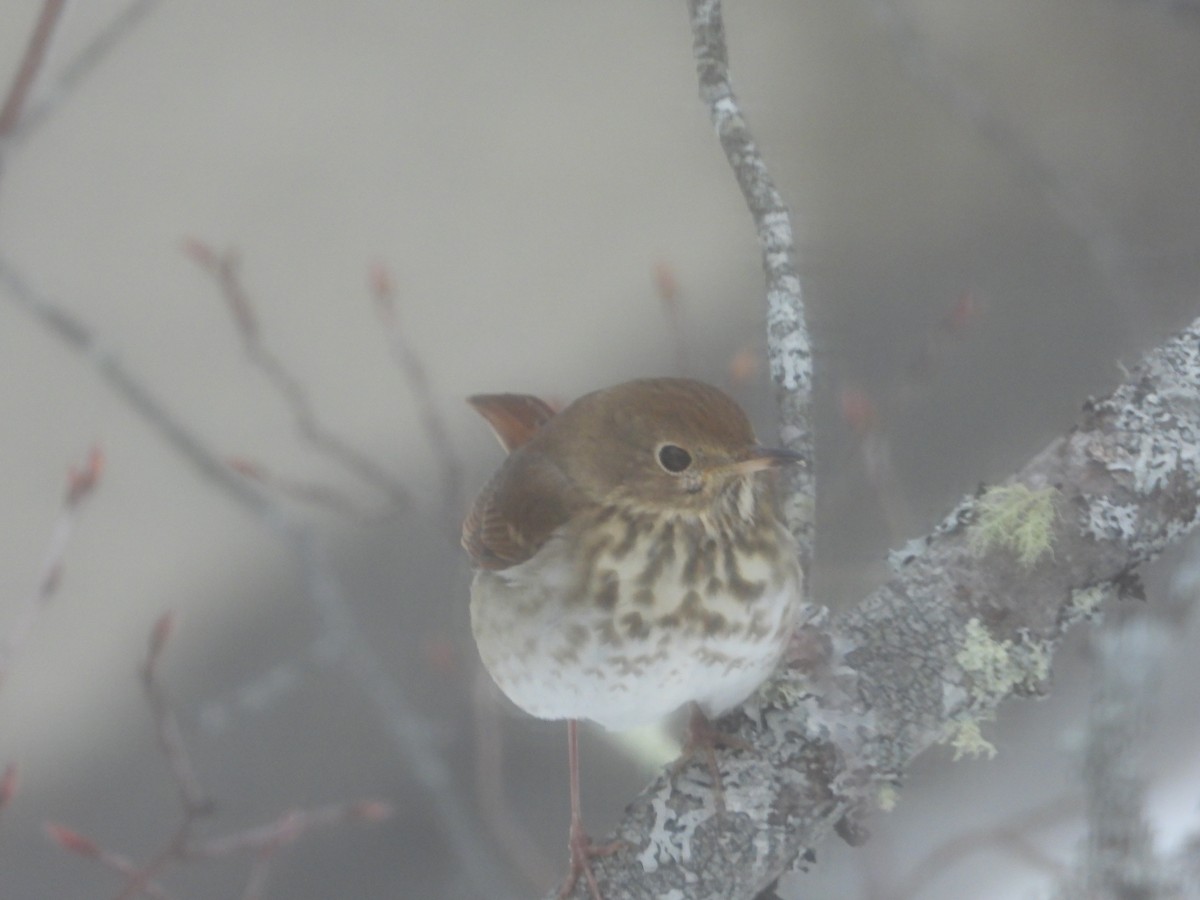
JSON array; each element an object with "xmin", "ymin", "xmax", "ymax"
[{"xmin": 470, "ymin": 518, "xmax": 802, "ymax": 731}]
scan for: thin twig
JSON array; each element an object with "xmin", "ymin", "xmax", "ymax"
[
  {"xmin": 370, "ymin": 263, "xmax": 464, "ymax": 529},
  {"xmin": 472, "ymin": 668, "xmax": 558, "ymax": 889},
  {"xmin": 687, "ymin": 0, "xmax": 815, "ymax": 568},
  {"xmin": 0, "ymin": 763, "xmax": 18, "ymax": 816},
  {"xmin": 227, "ymin": 458, "xmax": 374, "ymax": 522},
  {"xmin": 141, "ymin": 612, "xmax": 212, "ymax": 818},
  {"xmin": 0, "ymin": 255, "xmax": 518, "ymax": 898},
  {"xmin": 0, "ymin": 444, "xmax": 105, "ymax": 688},
  {"xmin": 0, "ymin": 0, "xmax": 67, "ymax": 139},
  {"xmin": 652, "ymin": 260, "xmax": 691, "ymax": 377},
  {"xmin": 865, "ymin": 0, "xmax": 1145, "ymax": 339},
  {"xmin": 45, "ymin": 823, "xmax": 177, "ymax": 900},
  {"xmin": 188, "ymin": 800, "xmax": 392, "ymax": 860},
  {"xmin": 184, "ymin": 241, "xmax": 416, "ymax": 510},
  {"xmin": 47, "ymin": 617, "xmax": 393, "ymax": 900},
  {"xmin": 6, "ymin": 0, "xmax": 163, "ymax": 147}
]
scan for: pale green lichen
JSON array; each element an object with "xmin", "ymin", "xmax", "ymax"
[
  {"xmin": 947, "ymin": 719, "xmax": 997, "ymax": 761},
  {"xmin": 877, "ymin": 783, "xmax": 900, "ymax": 812},
  {"xmin": 956, "ymin": 618, "xmax": 1050, "ymax": 703},
  {"xmin": 969, "ymin": 484, "xmax": 1058, "ymax": 567}
]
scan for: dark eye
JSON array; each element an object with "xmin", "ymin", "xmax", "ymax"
[{"xmin": 656, "ymin": 444, "xmax": 693, "ymax": 473}]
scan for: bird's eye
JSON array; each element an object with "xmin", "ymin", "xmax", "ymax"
[{"xmin": 656, "ymin": 444, "xmax": 693, "ymax": 473}]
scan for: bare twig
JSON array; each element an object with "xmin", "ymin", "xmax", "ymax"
[
  {"xmin": 47, "ymin": 617, "xmax": 393, "ymax": 900},
  {"xmin": 46, "ymin": 823, "xmax": 177, "ymax": 900},
  {"xmin": 370, "ymin": 263, "xmax": 464, "ymax": 528},
  {"xmin": 189, "ymin": 800, "xmax": 392, "ymax": 860},
  {"xmin": 141, "ymin": 612, "xmax": 212, "ymax": 818},
  {"xmin": 0, "ymin": 253, "xmax": 519, "ymax": 898},
  {"xmin": 687, "ymin": 0, "xmax": 815, "ymax": 569},
  {"xmin": 227, "ymin": 458, "xmax": 373, "ymax": 522},
  {"xmin": 184, "ymin": 241, "xmax": 415, "ymax": 510},
  {"xmin": 472, "ymin": 669, "xmax": 558, "ymax": 889},
  {"xmin": 0, "ymin": 444, "xmax": 105, "ymax": 688},
  {"xmin": 865, "ymin": 0, "xmax": 1145, "ymax": 338},
  {"xmin": 0, "ymin": 763, "xmax": 18, "ymax": 816},
  {"xmin": 5, "ymin": 0, "xmax": 163, "ymax": 147},
  {"xmin": 652, "ymin": 260, "xmax": 691, "ymax": 377},
  {"xmin": 0, "ymin": 0, "xmax": 67, "ymax": 139}
]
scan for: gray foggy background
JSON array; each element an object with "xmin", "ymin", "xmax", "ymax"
[{"xmin": 2, "ymin": 1, "xmax": 1200, "ymax": 898}]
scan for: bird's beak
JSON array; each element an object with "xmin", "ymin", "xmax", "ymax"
[{"xmin": 727, "ymin": 445, "xmax": 806, "ymax": 476}]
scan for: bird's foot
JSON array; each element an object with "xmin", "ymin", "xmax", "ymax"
[
  {"xmin": 670, "ymin": 705, "xmax": 753, "ymax": 813},
  {"xmin": 557, "ymin": 817, "xmax": 622, "ymax": 900}
]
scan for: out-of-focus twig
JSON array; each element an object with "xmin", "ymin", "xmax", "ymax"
[
  {"xmin": 5, "ymin": 0, "xmax": 163, "ymax": 147},
  {"xmin": 0, "ymin": 0, "xmax": 67, "ymax": 140},
  {"xmin": 370, "ymin": 263, "xmax": 463, "ymax": 529},
  {"xmin": 0, "ymin": 444, "xmax": 105, "ymax": 689},
  {"xmin": 687, "ymin": 0, "xmax": 815, "ymax": 569},
  {"xmin": 141, "ymin": 612, "xmax": 212, "ymax": 818},
  {"xmin": 47, "ymin": 823, "xmax": 176, "ymax": 900},
  {"xmin": 865, "ymin": 0, "xmax": 1144, "ymax": 339},
  {"xmin": 48, "ymin": 616, "xmax": 393, "ymax": 900},
  {"xmin": 652, "ymin": 260, "xmax": 691, "ymax": 377},
  {"xmin": 0, "ymin": 252, "xmax": 519, "ymax": 899},
  {"xmin": 184, "ymin": 240, "xmax": 415, "ymax": 511},
  {"xmin": 0, "ymin": 763, "xmax": 18, "ymax": 817},
  {"xmin": 226, "ymin": 458, "xmax": 373, "ymax": 522},
  {"xmin": 472, "ymin": 668, "xmax": 558, "ymax": 890}
]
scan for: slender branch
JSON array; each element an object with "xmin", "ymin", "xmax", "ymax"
[
  {"xmin": 185, "ymin": 241, "xmax": 416, "ymax": 511},
  {"xmin": 48, "ymin": 617, "xmax": 393, "ymax": 900},
  {"xmin": 370, "ymin": 263, "xmax": 464, "ymax": 530},
  {"xmin": 687, "ymin": 0, "xmax": 815, "ymax": 571},
  {"xmin": 865, "ymin": 0, "xmax": 1143, "ymax": 332},
  {"xmin": 0, "ymin": 252, "xmax": 520, "ymax": 899},
  {"xmin": 652, "ymin": 260, "xmax": 692, "ymax": 377},
  {"xmin": 4, "ymin": 0, "xmax": 163, "ymax": 147},
  {"xmin": 0, "ymin": 0, "xmax": 67, "ymax": 139},
  {"xmin": 554, "ymin": 306, "xmax": 1200, "ymax": 896},
  {"xmin": 0, "ymin": 444, "xmax": 105, "ymax": 688},
  {"xmin": 141, "ymin": 612, "xmax": 213, "ymax": 819},
  {"xmin": 0, "ymin": 763, "xmax": 18, "ymax": 817}
]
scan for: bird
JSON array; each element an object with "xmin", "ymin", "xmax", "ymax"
[{"xmin": 462, "ymin": 377, "xmax": 804, "ymax": 899}]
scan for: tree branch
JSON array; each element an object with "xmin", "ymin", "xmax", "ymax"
[
  {"xmin": 556, "ymin": 50, "xmax": 1200, "ymax": 875},
  {"xmin": 687, "ymin": 0, "xmax": 815, "ymax": 568},
  {"xmin": 0, "ymin": 0, "xmax": 66, "ymax": 139}
]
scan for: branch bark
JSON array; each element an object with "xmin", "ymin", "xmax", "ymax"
[
  {"xmin": 555, "ymin": 305, "xmax": 1200, "ymax": 900},
  {"xmin": 687, "ymin": 0, "xmax": 815, "ymax": 570},
  {"xmin": 550, "ymin": 2, "xmax": 1200, "ymax": 896}
]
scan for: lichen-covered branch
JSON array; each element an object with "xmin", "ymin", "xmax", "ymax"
[
  {"xmin": 687, "ymin": 0, "xmax": 815, "ymax": 569},
  {"xmin": 555, "ymin": 314, "xmax": 1200, "ymax": 899}
]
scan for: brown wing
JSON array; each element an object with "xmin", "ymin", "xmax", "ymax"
[
  {"xmin": 466, "ymin": 393, "xmax": 557, "ymax": 453},
  {"xmin": 461, "ymin": 449, "xmax": 584, "ymax": 570}
]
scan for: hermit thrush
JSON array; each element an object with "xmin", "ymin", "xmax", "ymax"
[{"xmin": 462, "ymin": 377, "xmax": 804, "ymax": 899}]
